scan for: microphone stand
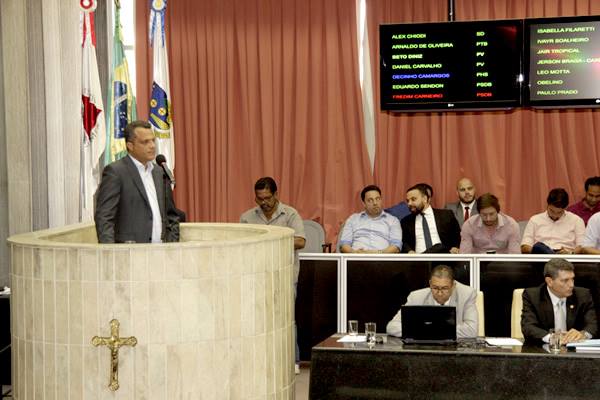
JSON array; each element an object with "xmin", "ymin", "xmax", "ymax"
[{"xmin": 161, "ymin": 170, "xmax": 171, "ymax": 240}]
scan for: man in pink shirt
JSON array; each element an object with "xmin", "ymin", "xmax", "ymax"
[
  {"xmin": 459, "ymin": 193, "xmax": 520, "ymax": 254},
  {"xmin": 521, "ymin": 188, "xmax": 585, "ymax": 254},
  {"xmin": 567, "ymin": 176, "xmax": 600, "ymax": 225}
]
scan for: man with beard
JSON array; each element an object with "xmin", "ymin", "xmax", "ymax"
[
  {"xmin": 339, "ymin": 185, "xmax": 402, "ymax": 253},
  {"xmin": 444, "ymin": 177, "xmax": 478, "ymax": 227},
  {"xmin": 240, "ymin": 176, "xmax": 306, "ymax": 373},
  {"xmin": 567, "ymin": 176, "xmax": 600, "ymax": 225},
  {"xmin": 401, "ymin": 183, "xmax": 461, "ymax": 253},
  {"xmin": 459, "ymin": 193, "xmax": 520, "ymax": 254},
  {"xmin": 521, "ymin": 188, "xmax": 585, "ymax": 254}
]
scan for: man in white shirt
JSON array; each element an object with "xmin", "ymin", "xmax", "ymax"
[
  {"xmin": 95, "ymin": 120, "xmax": 180, "ymax": 243},
  {"xmin": 521, "ymin": 188, "xmax": 584, "ymax": 254},
  {"xmin": 579, "ymin": 211, "xmax": 600, "ymax": 254}
]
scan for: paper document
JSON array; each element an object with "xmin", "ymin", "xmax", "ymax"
[
  {"xmin": 485, "ymin": 337, "xmax": 523, "ymax": 346},
  {"xmin": 574, "ymin": 347, "xmax": 600, "ymax": 353},
  {"xmin": 337, "ymin": 335, "xmax": 367, "ymax": 343},
  {"xmin": 566, "ymin": 339, "xmax": 600, "ymax": 348}
]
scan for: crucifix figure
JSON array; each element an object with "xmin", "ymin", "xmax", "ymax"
[{"xmin": 91, "ymin": 319, "xmax": 137, "ymax": 391}]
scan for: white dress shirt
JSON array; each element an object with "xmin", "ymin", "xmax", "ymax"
[
  {"xmin": 542, "ymin": 288, "xmax": 567, "ymax": 343},
  {"xmin": 415, "ymin": 206, "xmax": 441, "ymax": 253},
  {"xmin": 129, "ymin": 155, "xmax": 162, "ymax": 243}
]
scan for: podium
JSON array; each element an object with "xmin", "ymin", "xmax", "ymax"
[{"xmin": 8, "ymin": 223, "xmax": 296, "ymax": 399}]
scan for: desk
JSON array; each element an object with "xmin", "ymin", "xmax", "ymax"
[
  {"xmin": 309, "ymin": 335, "xmax": 600, "ymax": 399},
  {"xmin": 297, "ymin": 254, "xmax": 600, "ymax": 361}
]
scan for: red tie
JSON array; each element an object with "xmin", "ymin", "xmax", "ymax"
[{"xmin": 464, "ymin": 206, "xmax": 470, "ymax": 221}]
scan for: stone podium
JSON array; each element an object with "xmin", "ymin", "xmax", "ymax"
[{"xmin": 8, "ymin": 223, "xmax": 296, "ymax": 399}]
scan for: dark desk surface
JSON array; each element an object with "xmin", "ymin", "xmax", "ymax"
[
  {"xmin": 312, "ymin": 334, "xmax": 600, "ymax": 357},
  {"xmin": 310, "ymin": 334, "xmax": 600, "ymax": 400}
]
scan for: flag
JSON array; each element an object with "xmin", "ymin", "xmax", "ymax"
[
  {"xmin": 149, "ymin": 0, "xmax": 175, "ymax": 169},
  {"xmin": 80, "ymin": 0, "xmax": 106, "ymax": 221},
  {"xmin": 105, "ymin": 1, "xmax": 137, "ymax": 164}
]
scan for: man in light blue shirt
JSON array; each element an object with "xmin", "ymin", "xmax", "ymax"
[{"xmin": 339, "ymin": 185, "xmax": 402, "ymax": 253}]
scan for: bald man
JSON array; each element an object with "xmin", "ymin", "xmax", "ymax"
[{"xmin": 445, "ymin": 178, "xmax": 478, "ymax": 227}]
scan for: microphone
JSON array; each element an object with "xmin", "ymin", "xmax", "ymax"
[{"xmin": 155, "ymin": 154, "xmax": 175, "ymax": 186}]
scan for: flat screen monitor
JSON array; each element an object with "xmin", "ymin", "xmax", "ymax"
[
  {"xmin": 525, "ymin": 15, "xmax": 600, "ymax": 108},
  {"xmin": 380, "ymin": 19, "xmax": 523, "ymax": 112}
]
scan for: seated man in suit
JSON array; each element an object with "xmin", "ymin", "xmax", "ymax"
[
  {"xmin": 386, "ymin": 183, "xmax": 433, "ymax": 223},
  {"xmin": 339, "ymin": 185, "xmax": 402, "ymax": 253},
  {"xmin": 567, "ymin": 176, "xmax": 600, "ymax": 226},
  {"xmin": 95, "ymin": 120, "xmax": 180, "ymax": 243},
  {"xmin": 402, "ymin": 183, "xmax": 461, "ymax": 253},
  {"xmin": 459, "ymin": 193, "xmax": 521, "ymax": 254},
  {"xmin": 521, "ymin": 258, "xmax": 597, "ymax": 344},
  {"xmin": 444, "ymin": 177, "xmax": 478, "ymax": 227},
  {"xmin": 386, "ymin": 265, "xmax": 478, "ymax": 338},
  {"xmin": 521, "ymin": 188, "xmax": 585, "ymax": 254}
]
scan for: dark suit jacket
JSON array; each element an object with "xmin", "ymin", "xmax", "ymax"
[
  {"xmin": 400, "ymin": 208, "xmax": 461, "ymax": 253},
  {"xmin": 521, "ymin": 284, "xmax": 598, "ymax": 341},
  {"xmin": 444, "ymin": 201, "xmax": 478, "ymax": 227},
  {"xmin": 94, "ymin": 156, "xmax": 180, "ymax": 243}
]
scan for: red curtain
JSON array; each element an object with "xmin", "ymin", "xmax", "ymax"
[
  {"xmin": 368, "ymin": 0, "xmax": 600, "ymax": 222},
  {"xmin": 136, "ymin": 0, "xmax": 372, "ymax": 240},
  {"xmin": 136, "ymin": 0, "xmax": 600, "ymax": 243}
]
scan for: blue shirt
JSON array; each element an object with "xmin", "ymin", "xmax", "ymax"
[{"xmin": 339, "ymin": 211, "xmax": 403, "ymax": 251}]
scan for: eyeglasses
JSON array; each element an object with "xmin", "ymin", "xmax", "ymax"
[
  {"xmin": 255, "ymin": 196, "xmax": 275, "ymax": 204},
  {"xmin": 430, "ymin": 286, "xmax": 451, "ymax": 292}
]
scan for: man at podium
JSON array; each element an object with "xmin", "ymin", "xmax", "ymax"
[{"xmin": 95, "ymin": 120, "xmax": 180, "ymax": 243}]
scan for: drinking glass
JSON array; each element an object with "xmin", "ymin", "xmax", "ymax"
[
  {"xmin": 549, "ymin": 329, "xmax": 561, "ymax": 353},
  {"xmin": 348, "ymin": 320, "xmax": 358, "ymax": 336},
  {"xmin": 365, "ymin": 322, "xmax": 377, "ymax": 344}
]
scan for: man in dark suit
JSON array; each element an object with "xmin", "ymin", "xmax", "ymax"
[
  {"xmin": 95, "ymin": 120, "xmax": 180, "ymax": 243},
  {"xmin": 444, "ymin": 177, "xmax": 478, "ymax": 227},
  {"xmin": 401, "ymin": 183, "xmax": 460, "ymax": 253},
  {"xmin": 521, "ymin": 258, "xmax": 597, "ymax": 344}
]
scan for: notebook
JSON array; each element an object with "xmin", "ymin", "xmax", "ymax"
[{"xmin": 401, "ymin": 305, "xmax": 457, "ymax": 344}]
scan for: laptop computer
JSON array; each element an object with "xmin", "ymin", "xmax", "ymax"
[{"xmin": 401, "ymin": 305, "xmax": 457, "ymax": 344}]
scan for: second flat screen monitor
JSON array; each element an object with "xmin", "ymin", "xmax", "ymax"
[
  {"xmin": 380, "ymin": 19, "xmax": 523, "ymax": 111},
  {"xmin": 526, "ymin": 16, "xmax": 600, "ymax": 108}
]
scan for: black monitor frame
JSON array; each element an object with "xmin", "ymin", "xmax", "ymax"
[
  {"xmin": 524, "ymin": 15, "xmax": 600, "ymax": 109},
  {"xmin": 379, "ymin": 19, "xmax": 524, "ymax": 112}
]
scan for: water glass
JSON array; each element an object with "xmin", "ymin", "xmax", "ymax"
[
  {"xmin": 549, "ymin": 329, "xmax": 561, "ymax": 353},
  {"xmin": 365, "ymin": 322, "xmax": 377, "ymax": 344},
  {"xmin": 348, "ymin": 320, "xmax": 358, "ymax": 336}
]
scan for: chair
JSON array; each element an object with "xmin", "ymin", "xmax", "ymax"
[
  {"xmin": 518, "ymin": 221, "xmax": 528, "ymax": 240},
  {"xmin": 299, "ymin": 220, "xmax": 331, "ymax": 253},
  {"xmin": 476, "ymin": 291, "xmax": 485, "ymax": 337},
  {"xmin": 335, "ymin": 221, "xmax": 346, "ymax": 252},
  {"xmin": 511, "ymin": 288, "xmax": 525, "ymax": 339}
]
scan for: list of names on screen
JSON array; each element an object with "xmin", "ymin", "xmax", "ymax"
[
  {"xmin": 380, "ymin": 20, "xmax": 522, "ymax": 111},
  {"xmin": 528, "ymin": 18, "xmax": 600, "ymax": 105}
]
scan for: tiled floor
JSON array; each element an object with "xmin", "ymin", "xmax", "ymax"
[
  {"xmin": 295, "ymin": 365, "xmax": 310, "ymax": 399},
  {"xmin": 1, "ymin": 385, "xmax": 11, "ymax": 399}
]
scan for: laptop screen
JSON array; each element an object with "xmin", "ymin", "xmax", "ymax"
[{"xmin": 401, "ymin": 305, "xmax": 457, "ymax": 343}]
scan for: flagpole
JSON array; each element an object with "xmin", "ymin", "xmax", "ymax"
[{"xmin": 149, "ymin": 0, "xmax": 175, "ymax": 171}]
